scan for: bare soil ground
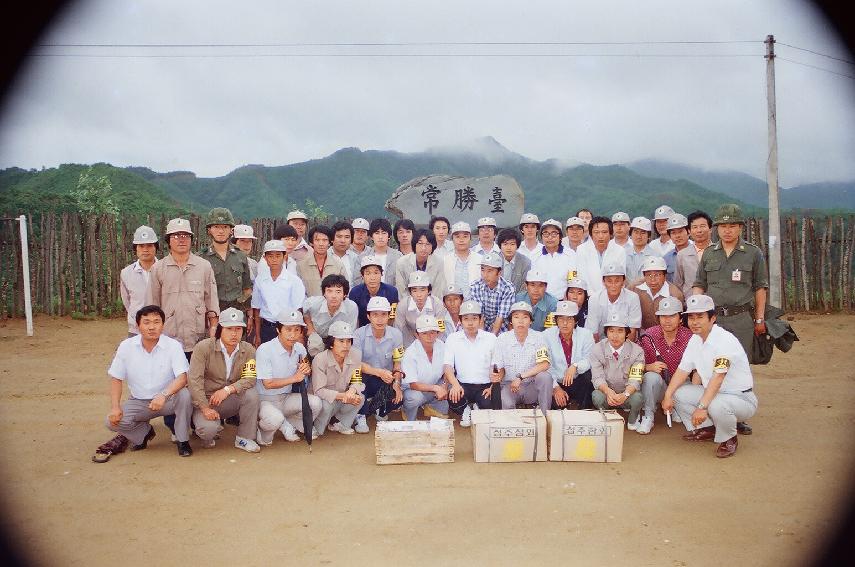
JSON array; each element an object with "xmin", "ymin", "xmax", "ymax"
[{"xmin": 0, "ymin": 313, "xmax": 853, "ymax": 567}]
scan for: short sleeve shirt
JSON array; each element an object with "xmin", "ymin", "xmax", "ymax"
[
  {"xmin": 251, "ymin": 270, "xmax": 306, "ymax": 321},
  {"xmin": 352, "ymin": 324, "xmax": 404, "ymax": 372},
  {"xmin": 401, "ymin": 339, "xmax": 446, "ymax": 388},
  {"xmin": 677, "ymin": 324, "xmax": 753, "ymax": 392},
  {"xmin": 107, "ymin": 334, "xmax": 189, "ymax": 399},
  {"xmin": 492, "ymin": 329, "xmax": 550, "ymax": 383},
  {"xmin": 443, "ymin": 329, "xmax": 496, "ymax": 385},
  {"xmin": 302, "ymin": 296, "xmax": 359, "ymax": 337},
  {"xmin": 255, "ymin": 338, "xmax": 307, "ymax": 395},
  {"xmin": 585, "ymin": 287, "xmax": 643, "ymax": 336}
]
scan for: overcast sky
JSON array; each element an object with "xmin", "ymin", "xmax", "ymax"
[{"xmin": 0, "ymin": 0, "xmax": 853, "ymax": 187}]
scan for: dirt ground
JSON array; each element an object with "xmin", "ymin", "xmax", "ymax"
[{"xmin": 0, "ymin": 313, "xmax": 853, "ymax": 567}]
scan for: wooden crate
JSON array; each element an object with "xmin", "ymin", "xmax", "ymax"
[{"xmin": 374, "ymin": 418, "xmax": 455, "ymax": 465}]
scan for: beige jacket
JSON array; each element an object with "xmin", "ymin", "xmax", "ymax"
[
  {"xmin": 297, "ymin": 253, "xmax": 344, "ymax": 297},
  {"xmin": 629, "ymin": 282, "xmax": 685, "ymax": 330},
  {"xmin": 188, "ymin": 337, "xmax": 257, "ymax": 409},
  {"xmin": 310, "ymin": 348, "xmax": 363, "ymax": 403},
  {"xmin": 589, "ymin": 339, "xmax": 645, "ymax": 392},
  {"xmin": 147, "ymin": 253, "xmax": 219, "ymax": 351}
]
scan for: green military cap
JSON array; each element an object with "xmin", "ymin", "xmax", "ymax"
[
  {"xmin": 206, "ymin": 207, "xmax": 236, "ymax": 227},
  {"xmin": 713, "ymin": 204, "xmax": 745, "ymax": 225}
]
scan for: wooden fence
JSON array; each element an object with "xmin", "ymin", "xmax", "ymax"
[{"xmin": 0, "ymin": 213, "xmax": 853, "ymax": 317}]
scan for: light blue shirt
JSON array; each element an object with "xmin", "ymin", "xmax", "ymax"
[
  {"xmin": 353, "ymin": 324, "xmax": 404, "ymax": 372},
  {"xmin": 454, "ymin": 257, "xmax": 471, "ymax": 300},
  {"xmin": 255, "ymin": 338, "xmax": 307, "ymax": 395},
  {"xmin": 542, "ymin": 325, "xmax": 595, "ymax": 388}
]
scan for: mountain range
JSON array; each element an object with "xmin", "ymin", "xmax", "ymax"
[{"xmin": 1, "ymin": 137, "xmax": 852, "ymax": 221}]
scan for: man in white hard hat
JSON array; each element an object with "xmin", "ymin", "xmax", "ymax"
[
  {"xmin": 625, "ymin": 216, "xmax": 654, "ymax": 283},
  {"xmin": 401, "ymin": 315, "xmax": 450, "ymax": 420},
  {"xmin": 471, "ymin": 216, "xmax": 500, "ymax": 255},
  {"xmin": 350, "ymin": 217, "xmax": 373, "ymax": 257},
  {"xmin": 590, "ymin": 313, "xmax": 646, "ymax": 431},
  {"xmin": 648, "ymin": 205, "xmax": 676, "ymax": 257},
  {"xmin": 515, "ymin": 269, "xmax": 558, "ymax": 332},
  {"xmin": 311, "ymin": 320, "xmax": 365, "ymax": 435},
  {"xmin": 469, "ymin": 253, "xmax": 515, "ymax": 335},
  {"xmin": 232, "ymin": 224, "xmax": 258, "ymax": 281},
  {"xmin": 543, "ymin": 300, "xmax": 595, "ymax": 410},
  {"xmin": 661, "ymin": 295, "xmax": 758, "ymax": 458},
  {"xmin": 629, "ymin": 255, "xmax": 685, "ymax": 330},
  {"xmin": 533, "ymin": 219, "xmax": 577, "ymax": 299},
  {"xmin": 585, "ymin": 262, "xmax": 642, "ymax": 342},
  {"xmin": 441, "ymin": 222, "xmax": 481, "ymax": 300},
  {"xmin": 490, "ymin": 301, "xmax": 553, "ymax": 414},
  {"xmin": 286, "ymin": 210, "xmax": 313, "ymax": 262},
  {"xmin": 611, "ymin": 211, "xmax": 633, "ymax": 252},
  {"xmin": 121, "ymin": 225, "xmax": 159, "ymax": 336},
  {"xmin": 444, "ymin": 300, "xmax": 497, "ymax": 426},
  {"xmin": 251, "ymin": 240, "xmax": 306, "ymax": 346},
  {"xmin": 517, "ymin": 213, "xmax": 543, "ymax": 260},
  {"xmin": 561, "ymin": 216, "xmax": 586, "ymax": 253},
  {"xmin": 663, "ymin": 213, "xmax": 693, "ymax": 283}
]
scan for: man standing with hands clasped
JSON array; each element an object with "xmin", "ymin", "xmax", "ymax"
[{"xmin": 661, "ymin": 295, "xmax": 758, "ymax": 458}]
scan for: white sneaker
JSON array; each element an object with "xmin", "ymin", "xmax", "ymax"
[
  {"xmin": 235, "ymin": 436, "xmax": 261, "ymax": 453},
  {"xmin": 255, "ymin": 429, "xmax": 272, "ymax": 446},
  {"xmin": 636, "ymin": 414, "xmax": 654, "ymax": 435},
  {"xmin": 460, "ymin": 405, "xmax": 473, "ymax": 428},
  {"xmin": 309, "ymin": 427, "xmax": 320, "ymax": 440},
  {"xmin": 627, "ymin": 416, "xmax": 641, "ymax": 431},
  {"xmin": 374, "ymin": 411, "xmax": 388, "ymax": 422},
  {"xmin": 329, "ymin": 421, "xmax": 355, "ymax": 435},
  {"xmin": 279, "ymin": 422, "xmax": 300, "ymax": 442},
  {"xmin": 354, "ymin": 415, "xmax": 370, "ymax": 434},
  {"xmin": 170, "ymin": 434, "xmax": 178, "ymax": 443}
]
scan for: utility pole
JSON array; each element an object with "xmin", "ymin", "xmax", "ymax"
[{"xmin": 765, "ymin": 34, "xmax": 782, "ymax": 307}]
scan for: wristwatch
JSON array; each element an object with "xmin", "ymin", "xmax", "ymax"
[
  {"xmin": 697, "ymin": 402, "xmax": 707, "ymax": 410},
  {"xmin": 515, "ymin": 373, "xmax": 523, "ymax": 381},
  {"xmin": 753, "ymin": 319, "xmax": 764, "ymax": 324}
]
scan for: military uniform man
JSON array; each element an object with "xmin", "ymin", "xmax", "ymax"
[
  {"xmin": 202, "ymin": 208, "xmax": 253, "ymax": 312},
  {"xmin": 692, "ymin": 204, "xmax": 766, "ymax": 436}
]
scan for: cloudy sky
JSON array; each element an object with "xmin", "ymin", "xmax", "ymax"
[{"xmin": 0, "ymin": 0, "xmax": 853, "ymax": 187}]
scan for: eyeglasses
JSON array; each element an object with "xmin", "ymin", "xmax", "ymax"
[{"xmin": 170, "ymin": 233, "xmax": 192, "ymax": 240}]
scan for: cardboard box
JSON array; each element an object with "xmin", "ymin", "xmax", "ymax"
[
  {"xmin": 374, "ymin": 417, "xmax": 455, "ymax": 465},
  {"xmin": 470, "ymin": 409, "xmax": 547, "ymax": 463},
  {"xmin": 546, "ymin": 409, "xmax": 625, "ymax": 463}
]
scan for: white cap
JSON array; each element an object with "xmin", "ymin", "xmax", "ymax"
[
  {"xmin": 541, "ymin": 219, "xmax": 563, "ymax": 232},
  {"xmin": 566, "ymin": 277, "xmax": 587, "ymax": 291},
  {"xmin": 133, "ymin": 225, "xmax": 158, "ymax": 244},
  {"xmin": 165, "ymin": 218, "xmax": 192, "ymax": 236},
  {"xmin": 219, "ymin": 307, "xmax": 246, "ymax": 328},
  {"xmin": 565, "ymin": 216, "xmax": 585, "ymax": 228},
  {"xmin": 477, "ymin": 217, "xmax": 497, "ymax": 228},
  {"xmin": 641, "ymin": 256, "xmax": 668, "ymax": 272},
  {"xmin": 479, "ymin": 252, "xmax": 503, "ymax": 269},
  {"xmin": 525, "ymin": 269, "xmax": 548, "ymax": 283},
  {"xmin": 328, "ymin": 320, "xmax": 354, "ymax": 339},
  {"xmin": 276, "ymin": 310, "xmax": 306, "ymax": 326},
  {"xmin": 604, "ymin": 312, "xmax": 629, "ymax": 329},
  {"xmin": 684, "ymin": 294, "xmax": 716, "ymax": 314},
  {"xmin": 509, "ymin": 301, "xmax": 533, "ymax": 315},
  {"xmin": 442, "ymin": 283, "xmax": 464, "ymax": 298},
  {"xmin": 667, "ymin": 213, "xmax": 689, "ymax": 230},
  {"xmin": 352, "ymin": 217, "xmax": 370, "ymax": 230},
  {"xmin": 451, "ymin": 221, "xmax": 472, "ymax": 235},
  {"xmin": 602, "ymin": 263, "xmax": 626, "ymax": 278},
  {"xmin": 366, "ymin": 296, "xmax": 392, "ymax": 312},
  {"xmin": 519, "ymin": 213, "xmax": 540, "ymax": 225},
  {"xmin": 415, "ymin": 315, "xmax": 441, "ymax": 333},
  {"xmin": 655, "ymin": 297, "xmax": 683, "ymax": 316},
  {"xmin": 459, "ymin": 300, "xmax": 482, "ymax": 316},
  {"xmin": 654, "ymin": 205, "xmax": 675, "ymax": 221},
  {"xmin": 263, "ymin": 240, "xmax": 287, "ymax": 254},
  {"xmin": 554, "ymin": 300, "xmax": 580, "ymax": 318},
  {"xmin": 630, "ymin": 216, "xmax": 652, "ymax": 232},
  {"xmin": 611, "ymin": 212, "xmax": 631, "ymax": 223},
  {"xmin": 407, "ymin": 271, "xmax": 431, "ymax": 288},
  {"xmin": 360, "ymin": 255, "xmax": 383, "ymax": 270},
  {"xmin": 286, "ymin": 210, "xmax": 308, "ymax": 221},
  {"xmin": 233, "ymin": 224, "xmax": 255, "ymax": 239}
]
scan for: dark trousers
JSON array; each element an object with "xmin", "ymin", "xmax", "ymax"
[
  {"xmin": 358, "ymin": 374, "xmax": 402, "ymax": 417},
  {"xmin": 260, "ymin": 319, "xmax": 279, "ymax": 345},
  {"xmin": 552, "ymin": 369, "xmax": 594, "ymax": 409},
  {"xmin": 163, "ymin": 350, "xmax": 194, "ymax": 433},
  {"xmin": 449, "ymin": 382, "xmax": 493, "ymax": 415}
]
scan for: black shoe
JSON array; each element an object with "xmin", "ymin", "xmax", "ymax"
[
  {"xmin": 225, "ymin": 415, "xmax": 240, "ymax": 426},
  {"xmin": 130, "ymin": 426, "xmax": 156, "ymax": 451},
  {"xmin": 736, "ymin": 421, "xmax": 753, "ymax": 435},
  {"xmin": 177, "ymin": 441, "xmax": 193, "ymax": 457}
]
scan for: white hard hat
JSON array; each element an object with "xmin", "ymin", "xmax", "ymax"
[
  {"xmin": 684, "ymin": 294, "xmax": 716, "ymax": 314},
  {"xmin": 541, "ymin": 219, "xmax": 563, "ymax": 232},
  {"xmin": 415, "ymin": 315, "xmax": 441, "ymax": 333},
  {"xmin": 566, "ymin": 277, "xmax": 588, "ymax": 291},
  {"xmin": 519, "ymin": 213, "xmax": 540, "ymax": 226},
  {"xmin": 233, "ymin": 224, "xmax": 255, "ymax": 239},
  {"xmin": 641, "ymin": 256, "xmax": 668, "ymax": 272},
  {"xmin": 352, "ymin": 217, "xmax": 370, "ymax": 230},
  {"xmin": 565, "ymin": 216, "xmax": 585, "ymax": 228},
  {"xmin": 360, "ymin": 255, "xmax": 383, "ymax": 270},
  {"xmin": 477, "ymin": 217, "xmax": 497, "ymax": 228},
  {"xmin": 655, "ymin": 297, "xmax": 683, "ymax": 316},
  {"xmin": 219, "ymin": 307, "xmax": 246, "ymax": 328},
  {"xmin": 451, "ymin": 222, "xmax": 472, "ymax": 235},
  {"xmin": 667, "ymin": 213, "xmax": 689, "ymax": 230},
  {"xmin": 602, "ymin": 263, "xmax": 626, "ymax": 278},
  {"xmin": 479, "ymin": 253, "xmax": 503, "ymax": 269},
  {"xmin": 165, "ymin": 218, "xmax": 192, "ymax": 236},
  {"xmin": 509, "ymin": 301, "xmax": 534, "ymax": 315},
  {"xmin": 611, "ymin": 212, "xmax": 631, "ymax": 223},
  {"xmin": 328, "ymin": 320, "xmax": 354, "ymax": 339},
  {"xmin": 366, "ymin": 296, "xmax": 392, "ymax": 312},
  {"xmin": 525, "ymin": 270, "xmax": 548, "ymax": 283},
  {"xmin": 459, "ymin": 300, "xmax": 482, "ymax": 316},
  {"xmin": 554, "ymin": 300, "xmax": 580, "ymax": 318},
  {"xmin": 263, "ymin": 240, "xmax": 287, "ymax": 254},
  {"xmin": 407, "ymin": 271, "xmax": 431, "ymax": 288},
  {"xmin": 276, "ymin": 310, "xmax": 306, "ymax": 326},
  {"xmin": 630, "ymin": 217, "xmax": 652, "ymax": 232},
  {"xmin": 286, "ymin": 210, "xmax": 308, "ymax": 221},
  {"xmin": 654, "ymin": 205, "xmax": 675, "ymax": 221},
  {"xmin": 442, "ymin": 283, "xmax": 464, "ymax": 298},
  {"xmin": 133, "ymin": 225, "xmax": 158, "ymax": 244}
]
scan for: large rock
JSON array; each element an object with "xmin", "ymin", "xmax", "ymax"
[{"xmin": 385, "ymin": 174, "xmax": 524, "ymax": 227}]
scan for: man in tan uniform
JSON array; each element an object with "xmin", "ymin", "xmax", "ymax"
[
  {"xmin": 630, "ymin": 256, "xmax": 685, "ymax": 330},
  {"xmin": 188, "ymin": 308, "xmax": 261, "ymax": 452},
  {"xmin": 297, "ymin": 225, "xmax": 344, "ymax": 297}
]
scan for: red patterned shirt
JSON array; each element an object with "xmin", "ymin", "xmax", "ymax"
[{"xmin": 639, "ymin": 325, "xmax": 693, "ymax": 378}]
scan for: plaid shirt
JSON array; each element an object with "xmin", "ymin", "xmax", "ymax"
[
  {"xmin": 469, "ymin": 277, "xmax": 515, "ymax": 331},
  {"xmin": 639, "ymin": 325, "xmax": 693, "ymax": 380}
]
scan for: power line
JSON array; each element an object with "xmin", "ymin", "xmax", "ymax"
[
  {"xmin": 777, "ymin": 56, "xmax": 855, "ymax": 80},
  {"xmin": 776, "ymin": 41, "xmax": 855, "ymax": 65},
  {"xmin": 37, "ymin": 40, "xmax": 762, "ymax": 48},
  {"xmin": 29, "ymin": 52, "xmax": 761, "ymax": 59}
]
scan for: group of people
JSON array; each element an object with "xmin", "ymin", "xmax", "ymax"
[{"xmin": 93, "ymin": 201, "xmax": 766, "ymax": 463}]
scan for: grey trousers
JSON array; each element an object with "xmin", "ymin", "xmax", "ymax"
[
  {"xmin": 107, "ymin": 388, "xmax": 192, "ymax": 444},
  {"xmin": 500, "ymin": 371, "xmax": 553, "ymax": 415},
  {"xmin": 673, "ymin": 384, "xmax": 758, "ymax": 443},
  {"xmin": 193, "ymin": 388, "xmax": 260, "ymax": 442},
  {"xmin": 591, "ymin": 390, "xmax": 644, "ymax": 425},
  {"xmin": 258, "ymin": 392, "xmax": 322, "ymax": 444},
  {"xmin": 314, "ymin": 397, "xmax": 363, "ymax": 434},
  {"xmin": 642, "ymin": 372, "xmax": 666, "ymax": 415},
  {"xmin": 402, "ymin": 390, "xmax": 449, "ymax": 421}
]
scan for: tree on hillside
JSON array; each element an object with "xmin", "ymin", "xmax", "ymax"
[{"xmin": 71, "ymin": 167, "xmax": 119, "ymax": 215}]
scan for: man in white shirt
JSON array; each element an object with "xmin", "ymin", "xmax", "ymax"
[
  {"xmin": 401, "ymin": 315, "xmax": 449, "ymax": 420},
  {"xmin": 575, "ymin": 216, "xmax": 627, "ymax": 296},
  {"xmin": 561, "ymin": 216, "xmax": 587, "ymax": 252},
  {"xmin": 517, "ymin": 213, "xmax": 543, "ymax": 260},
  {"xmin": 120, "ymin": 225, "xmax": 159, "ymax": 336},
  {"xmin": 303, "ymin": 274, "xmax": 359, "ymax": 356},
  {"xmin": 626, "ymin": 217, "xmax": 654, "ymax": 284},
  {"xmin": 252, "ymin": 240, "xmax": 307, "ymax": 345},
  {"xmin": 611, "ymin": 212, "xmax": 633, "ymax": 252},
  {"xmin": 471, "ymin": 216, "xmax": 501, "ymax": 255},
  {"xmin": 443, "ymin": 300, "xmax": 497, "ymax": 426},
  {"xmin": 92, "ymin": 305, "xmax": 193, "ymax": 462},
  {"xmin": 647, "ymin": 205, "xmax": 676, "ymax": 257},
  {"xmin": 661, "ymin": 294, "xmax": 758, "ymax": 458},
  {"xmin": 533, "ymin": 219, "xmax": 577, "ymax": 299},
  {"xmin": 441, "ymin": 222, "xmax": 481, "ymax": 300},
  {"xmin": 585, "ymin": 262, "xmax": 642, "ymax": 341},
  {"xmin": 330, "ymin": 221, "xmax": 362, "ymax": 287}
]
